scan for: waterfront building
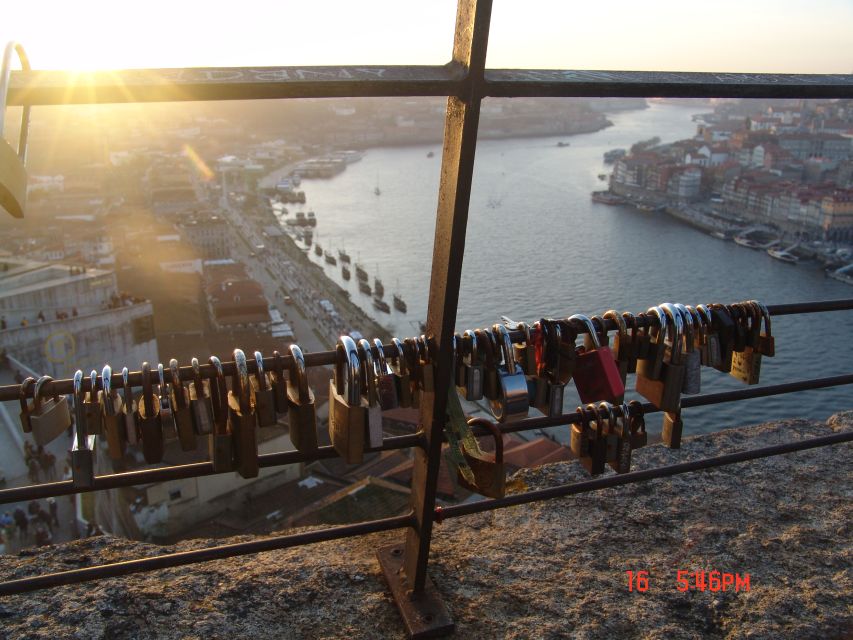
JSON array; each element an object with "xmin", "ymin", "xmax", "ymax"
[{"xmin": 178, "ymin": 213, "xmax": 232, "ymax": 259}]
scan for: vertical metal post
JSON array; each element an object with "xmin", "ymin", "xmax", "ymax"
[{"xmin": 376, "ymin": 0, "xmax": 491, "ymax": 637}]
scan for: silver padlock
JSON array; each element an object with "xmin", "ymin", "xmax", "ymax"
[
  {"xmin": 328, "ymin": 335, "xmax": 369, "ymax": 464},
  {"xmin": 676, "ymin": 303, "xmax": 701, "ymax": 395},
  {"xmin": 0, "ymin": 42, "xmax": 31, "ymax": 219},
  {"xmin": 251, "ymin": 350, "xmax": 278, "ymax": 427},
  {"xmin": 458, "ymin": 329, "xmax": 484, "ymax": 401},
  {"xmin": 71, "ymin": 370, "xmax": 96, "ymax": 488},
  {"xmin": 373, "ymin": 338, "xmax": 399, "ymax": 410},
  {"xmin": 189, "ymin": 357, "xmax": 214, "ymax": 436},
  {"xmin": 101, "ymin": 365, "xmax": 128, "ymax": 461},
  {"xmin": 489, "ymin": 324, "xmax": 530, "ymax": 422},
  {"xmin": 122, "ymin": 367, "xmax": 140, "ymax": 446},
  {"xmin": 83, "ymin": 370, "xmax": 104, "ymax": 437},
  {"xmin": 286, "ymin": 344, "xmax": 318, "ymax": 453},
  {"xmin": 28, "ymin": 375, "xmax": 72, "ymax": 446},
  {"xmin": 157, "ymin": 363, "xmax": 177, "ymax": 440}
]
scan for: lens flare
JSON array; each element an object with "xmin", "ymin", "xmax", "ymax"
[{"xmin": 182, "ymin": 144, "xmax": 214, "ymax": 181}]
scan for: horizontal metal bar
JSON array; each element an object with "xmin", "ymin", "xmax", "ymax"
[
  {"xmin": 0, "ymin": 433, "xmax": 424, "ymax": 505},
  {"xmin": 7, "ymin": 67, "xmax": 852, "ymax": 106},
  {"xmin": 3, "ymin": 298, "xmax": 850, "ymax": 402},
  {"xmin": 484, "ymin": 69, "xmax": 853, "ymax": 99},
  {"xmin": 7, "ymin": 65, "xmax": 463, "ymax": 105},
  {"xmin": 436, "ymin": 430, "xmax": 853, "ymax": 520},
  {"xmin": 0, "ymin": 512, "xmax": 414, "ymax": 597}
]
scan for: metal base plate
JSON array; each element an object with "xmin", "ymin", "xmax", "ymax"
[{"xmin": 376, "ymin": 544, "xmax": 455, "ymax": 639}]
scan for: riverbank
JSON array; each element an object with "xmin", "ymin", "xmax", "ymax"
[{"xmin": 2, "ymin": 412, "xmax": 850, "ymax": 638}]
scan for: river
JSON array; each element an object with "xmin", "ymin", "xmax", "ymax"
[{"xmin": 282, "ymin": 102, "xmax": 853, "ymax": 436}]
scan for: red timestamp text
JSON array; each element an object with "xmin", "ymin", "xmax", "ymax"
[{"xmin": 626, "ymin": 570, "xmax": 750, "ymax": 593}]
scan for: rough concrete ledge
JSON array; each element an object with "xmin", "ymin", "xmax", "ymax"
[{"xmin": 1, "ymin": 413, "xmax": 851, "ymax": 640}]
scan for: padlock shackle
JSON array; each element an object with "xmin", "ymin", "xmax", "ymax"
[
  {"xmin": 597, "ymin": 401, "xmax": 618, "ymax": 434},
  {"xmin": 72, "ymin": 370, "xmax": 88, "ymax": 446},
  {"xmin": 335, "ymin": 335, "xmax": 361, "ymax": 406},
  {"xmin": 18, "ymin": 376, "xmax": 35, "ymax": 423},
  {"xmin": 232, "ymin": 349, "xmax": 253, "ymax": 414},
  {"xmin": 357, "ymin": 338, "xmax": 377, "ymax": 406},
  {"xmin": 660, "ymin": 303, "xmax": 684, "ymax": 364},
  {"xmin": 33, "ymin": 375, "xmax": 54, "ymax": 413},
  {"xmin": 463, "ymin": 329, "xmax": 478, "ymax": 365},
  {"xmin": 568, "ymin": 314, "xmax": 600, "ymax": 350},
  {"xmin": 604, "ymin": 310, "xmax": 627, "ymax": 338},
  {"xmin": 673, "ymin": 303, "xmax": 695, "ymax": 353},
  {"xmin": 102, "ymin": 365, "xmax": 118, "ymax": 416},
  {"xmin": 253, "ymin": 351, "xmax": 269, "ymax": 390},
  {"xmin": 491, "ymin": 323, "xmax": 516, "ymax": 373},
  {"xmin": 372, "ymin": 338, "xmax": 389, "ymax": 376},
  {"xmin": 208, "ymin": 356, "xmax": 229, "ymax": 426},
  {"xmin": 750, "ymin": 299, "xmax": 772, "ymax": 336},
  {"xmin": 585, "ymin": 403, "xmax": 605, "ymax": 438},
  {"xmin": 191, "ymin": 358, "xmax": 205, "ymax": 398},
  {"xmin": 388, "ymin": 338, "xmax": 407, "ymax": 376},
  {"xmin": 288, "ymin": 344, "xmax": 310, "ymax": 403},
  {"xmin": 466, "ymin": 417, "xmax": 503, "ymax": 464},
  {"xmin": 122, "ymin": 366, "xmax": 134, "ymax": 409},
  {"xmin": 0, "ymin": 42, "xmax": 31, "ymax": 161},
  {"xmin": 169, "ymin": 359, "xmax": 188, "ymax": 409}
]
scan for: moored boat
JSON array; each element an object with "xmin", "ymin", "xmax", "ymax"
[
  {"xmin": 338, "ymin": 248, "xmax": 351, "ymax": 263},
  {"xmin": 373, "ymin": 298, "xmax": 391, "ymax": 313},
  {"xmin": 591, "ymin": 191, "xmax": 626, "ymax": 205},
  {"xmin": 734, "ymin": 236, "xmax": 762, "ymax": 249},
  {"xmin": 827, "ymin": 263, "xmax": 853, "ymax": 285},
  {"xmin": 393, "ymin": 293, "xmax": 407, "ymax": 313},
  {"xmin": 342, "ymin": 265, "xmax": 351, "ymax": 280},
  {"xmin": 358, "ymin": 281, "xmax": 372, "ymax": 295},
  {"xmin": 324, "ymin": 251, "xmax": 337, "ymax": 265},
  {"xmin": 374, "ymin": 277, "xmax": 385, "ymax": 299},
  {"xmin": 355, "ymin": 263, "xmax": 368, "ymax": 282},
  {"xmin": 767, "ymin": 248, "xmax": 798, "ymax": 264},
  {"xmin": 314, "ymin": 243, "xmax": 323, "ymax": 256}
]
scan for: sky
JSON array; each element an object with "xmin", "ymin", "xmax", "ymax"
[{"xmin": 2, "ymin": 1, "xmax": 852, "ymax": 74}]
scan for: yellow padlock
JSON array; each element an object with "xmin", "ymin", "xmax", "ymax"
[{"xmin": 0, "ymin": 41, "xmax": 32, "ymax": 219}]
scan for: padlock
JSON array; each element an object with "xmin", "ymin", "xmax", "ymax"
[
  {"xmin": 603, "ymin": 310, "xmax": 629, "ymax": 400},
  {"xmin": 208, "ymin": 356, "xmax": 234, "ymax": 472},
  {"xmin": 489, "ymin": 324, "xmax": 530, "ymax": 422},
  {"xmin": 328, "ymin": 335, "xmax": 369, "ymax": 464},
  {"xmin": 228, "ymin": 349, "xmax": 259, "ymax": 479},
  {"xmin": 418, "ymin": 335, "xmax": 435, "ymax": 395},
  {"xmin": 570, "ymin": 314, "xmax": 625, "ymax": 404},
  {"xmin": 250, "ymin": 351, "xmax": 278, "ymax": 427},
  {"xmin": 532, "ymin": 319, "xmax": 564, "ymax": 417},
  {"xmin": 634, "ymin": 312, "xmax": 652, "ymax": 362},
  {"xmin": 608, "ymin": 402, "xmax": 633, "ymax": 474},
  {"xmin": 0, "ymin": 42, "xmax": 32, "ymax": 219},
  {"xmin": 100, "ymin": 365, "xmax": 127, "ymax": 462},
  {"xmin": 286, "ymin": 344, "xmax": 318, "ymax": 453},
  {"xmin": 18, "ymin": 376, "xmax": 36, "ymax": 433},
  {"xmin": 556, "ymin": 322, "xmax": 578, "ymax": 384},
  {"xmin": 71, "ymin": 370, "xmax": 96, "ymax": 488},
  {"xmin": 28, "ymin": 375, "xmax": 72, "ymax": 446},
  {"xmin": 675, "ymin": 304, "xmax": 701, "ymax": 395},
  {"xmin": 730, "ymin": 303, "xmax": 762, "ymax": 385},
  {"xmin": 728, "ymin": 304, "xmax": 749, "ymax": 353},
  {"xmin": 614, "ymin": 311, "xmax": 640, "ymax": 374},
  {"xmin": 502, "ymin": 318, "xmax": 537, "ymax": 375},
  {"xmin": 456, "ymin": 417, "xmax": 505, "ymax": 498},
  {"xmin": 628, "ymin": 400, "xmax": 648, "ymax": 449},
  {"xmin": 389, "ymin": 338, "xmax": 412, "ymax": 408},
  {"xmin": 169, "ymin": 359, "xmax": 196, "ymax": 451},
  {"xmin": 696, "ymin": 304, "xmax": 722, "ymax": 368},
  {"xmin": 580, "ymin": 403, "xmax": 607, "ymax": 476},
  {"xmin": 122, "ymin": 367, "xmax": 140, "ymax": 446},
  {"xmin": 189, "ymin": 357, "xmax": 214, "ymax": 436},
  {"xmin": 636, "ymin": 307, "xmax": 667, "ymax": 381},
  {"xmin": 751, "ymin": 300, "xmax": 775, "ymax": 357},
  {"xmin": 476, "ymin": 328, "xmax": 500, "ymax": 401},
  {"xmin": 457, "ymin": 329, "xmax": 484, "ymax": 401},
  {"xmin": 636, "ymin": 304, "xmax": 685, "ymax": 412},
  {"xmin": 270, "ymin": 350, "xmax": 289, "ymax": 413},
  {"xmin": 403, "ymin": 337, "xmax": 422, "ymax": 409},
  {"xmin": 135, "ymin": 362, "xmax": 165, "ymax": 464},
  {"xmin": 570, "ymin": 406, "xmax": 589, "ymax": 459},
  {"xmin": 373, "ymin": 338, "xmax": 399, "ymax": 410},
  {"xmin": 83, "ymin": 370, "xmax": 104, "ymax": 437},
  {"xmin": 357, "ymin": 338, "xmax": 384, "ymax": 448},
  {"xmin": 599, "ymin": 402, "xmax": 621, "ymax": 466},
  {"xmin": 662, "ymin": 410, "xmax": 683, "ymax": 449},
  {"xmin": 157, "ymin": 363, "xmax": 177, "ymax": 441},
  {"xmin": 709, "ymin": 304, "xmax": 735, "ymax": 372}
]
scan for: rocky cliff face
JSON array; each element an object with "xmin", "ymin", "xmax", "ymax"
[{"xmin": 1, "ymin": 413, "xmax": 851, "ymax": 639}]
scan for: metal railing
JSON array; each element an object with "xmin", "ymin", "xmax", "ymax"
[{"xmin": 2, "ymin": 1, "xmax": 853, "ymax": 637}]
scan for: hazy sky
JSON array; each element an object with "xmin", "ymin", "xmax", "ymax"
[{"xmin": 3, "ymin": 1, "xmax": 852, "ymax": 73}]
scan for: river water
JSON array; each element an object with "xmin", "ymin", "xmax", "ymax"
[{"xmin": 287, "ymin": 103, "xmax": 852, "ymax": 436}]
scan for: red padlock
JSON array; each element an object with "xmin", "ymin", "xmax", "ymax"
[{"xmin": 569, "ymin": 314, "xmax": 625, "ymax": 404}]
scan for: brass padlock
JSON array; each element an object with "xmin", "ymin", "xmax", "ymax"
[
  {"xmin": 328, "ymin": 335, "xmax": 369, "ymax": 464},
  {"xmin": 135, "ymin": 362, "xmax": 165, "ymax": 464},
  {"xmin": 628, "ymin": 400, "xmax": 648, "ymax": 449},
  {"xmin": 604, "ymin": 310, "xmax": 629, "ymax": 397},
  {"xmin": 662, "ymin": 410, "xmax": 684, "ymax": 449},
  {"xmin": 100, "ymin": 365, "xmax": 127, "ymax": 462},
  {"xmin": 580, "ymin": 404, "xmax": 607, "ymax": 476},
  {"xmin": 286, "ymin": 344, "xmax": 317, "ymax": 453},
  {"xmin": 751, "ymin": 300, "xmax": 775, "ymax": 357},
  {"xmin": 0, "ymin": 42, "xmax": 31, "ymax": 219},
  {"xmin": 208, "ymin": 356, "xmax": 234, "ymax": 472},
  {"xmin": 403, "ymin": 337, "xmax": 421, "ymax": 409},
  {"xmin": 636, "ymin": 304, "xmax": 684, "ymax": 412},
  {"xmin": 570, "ymin": 405, "xmax": 590, "ymax": 459},
  {"xmin": 636, "ymin": 306, "xmax": 667, "ymax": 381},
  {"xmin": 608, "ymin": 402, "xmax": 633, "ymax": 474},
  {"xmin": 157, "ymin": 363, "xmax": 176, "ymax": 441},
  {"xmin": 251, "ymin": 350, "xmax": 278, "ymax": 427},
  {"xmin": 476, "ymin": 328, "xmax": 500, "ymax": 401},
  {"xmin": 457, "ymin": 417, "xmax": 505, "ymax": 498},
  {"xmin": 169, "ymin": 359, "xmax": 196, "ymax": 451},
  {"xmin": 532, "ymin": 319, "xmax": 564, "ymax": 417},
  {"xmin": 71, "ymin": 370, "xmax": 96, "ymax": 488},
  {"xmin": 28, "ymin": 375, "xmax": 71, "ymax": 446},
  {"xmin": 189, "ymin": 357, "xmax": 214, "ymax": 436},
  {"xmin": 228, "ymin": 349, "xmax": 259, "ymax": 479}
]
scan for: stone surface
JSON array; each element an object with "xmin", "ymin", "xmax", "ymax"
[{"xmin": 1, "ymin": 413, "xmax": 851, "ymax": 639}]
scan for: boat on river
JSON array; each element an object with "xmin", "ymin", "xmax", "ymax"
[
  {"xmin": 342, "ymin": 265, "xmax": 351, "ymax": 280},
  {"xmin": 358, "ymin": 281, "xmax": 372, "ymax": 295},
  {"xmin": 338, "ymin": 248, "xmax": 351, "ymax": 263},
  {"xmin": 827, "ymin": 263, "xmax": 853, "ymax": 285},
  {"xmin": 734, "ymin": 235, "xmax": 762, "ymax": 249},
  {"xmin": 355, "ymin": 263, "xmax": 368, "ymax": 282},
  {"xmin": 767, "ymin": 248, "xmax": 799, "ymax": 264},
  {"xmin": 314, "ymin": 243, "xmax": 323, "ymax": 257},
  {"xmin": 374, "ymin": 277, "xmax": 385, "ymax": 299},
  {"xmin": 393, "ymin": 293, "xmax": 407, "ymax": 313},
  {"xmin": 591, "ymin": 191, "xmax": 625, "ymax": 205},
  {"xmin": 373, "ymin": 298, "xmax": 391, "ymax": 313},
  {"xmin": 324, "ymin": 251, "xmax": 337, "ymax": 265}
]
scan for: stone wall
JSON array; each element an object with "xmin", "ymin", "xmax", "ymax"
[{"xmin": 1, "ymin": 413, "xmax": 851, "ymax": 639}]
